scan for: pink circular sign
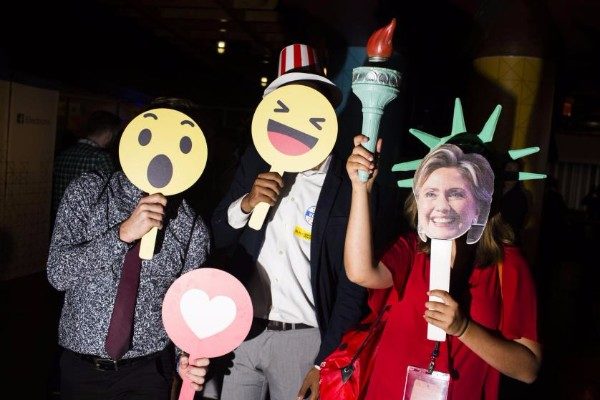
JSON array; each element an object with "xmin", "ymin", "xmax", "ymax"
[{"xmin": 162, "ymin": 268, "xmax": 253, "ymax": 358}]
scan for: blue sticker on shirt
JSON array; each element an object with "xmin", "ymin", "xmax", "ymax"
[{"xmin": 304, "ymin": 206, "xmax": 316, "ymax": 226}]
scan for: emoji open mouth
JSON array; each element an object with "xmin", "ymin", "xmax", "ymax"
[
  {"xmin": 267, "ymin": 119, "xmax": 318, "ymax": 156},
  {"xmin": 147, "ymin": 154, "xmax": 173, "ymax": 189}
]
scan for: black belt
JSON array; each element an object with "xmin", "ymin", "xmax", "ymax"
[
  {"xmin": 67, "ymin": 349, "xmax": 162, "ymax": 371},
  {"xmin": 261, "ymin": 319, "xmax": 314, "ymax": 331}
]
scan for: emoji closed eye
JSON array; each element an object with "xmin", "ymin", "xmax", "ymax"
[
  {"xmin": 274, "ymin": 100, "xmax": 289, "ymax": 113},
  {"xmin": 310, "ymin": 117, "xmax": 326, "ymax": 130}
]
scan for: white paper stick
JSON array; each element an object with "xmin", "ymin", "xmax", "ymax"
[{"xmin": 428, "ymin": 239, "xmax": 452, "ymax": 341}]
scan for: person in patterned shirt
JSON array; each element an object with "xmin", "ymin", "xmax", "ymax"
[
  {"xmin": 51, "ymin": 110, "xmax": 122, "ymax": 220},
  {"xmin": 47, "ymin": 99, "xmax": 211, "ymax": 400}
]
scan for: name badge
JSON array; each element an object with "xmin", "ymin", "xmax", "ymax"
[
  {"xmin": 293, "ymin": 225, "xmax": 312, "ymax": 241},
  {"xmin": 403, "ymin": 366, "xmax": 450, "ymax": 400}
]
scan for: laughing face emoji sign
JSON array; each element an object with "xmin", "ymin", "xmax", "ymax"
[
  {"xmin": 248, "ymin": 84, "xmax": 338, "ymax": 230},
  {"xmin": 252, "ymin": 84, "xmax": 338, "ymax": 173},
  {"xmin": 119, "ymin": 108, "xmax": 208, "ymax": 259}
]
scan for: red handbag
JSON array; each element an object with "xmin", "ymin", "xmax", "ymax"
[{"xmin": 319, "ymin": 288, "xmax": 396, "ymax": 400}]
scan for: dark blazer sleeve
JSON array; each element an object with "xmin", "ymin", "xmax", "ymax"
[
  {"xmin": 210, "ymin": 144, "xmax": 267, "ymax": 250},
  {"xmin": 316, "ymin": 273, "xmax": 368, "ymax": 364}
]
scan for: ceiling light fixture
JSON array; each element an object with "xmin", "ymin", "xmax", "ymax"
[{"xmin": 260, "ymin": 77, "xmax": 268, "ymax": 87}]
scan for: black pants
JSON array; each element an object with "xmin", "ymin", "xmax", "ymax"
[{"xmin": 59, "ymin": 347, "xmax": 175, "ymax": 400}]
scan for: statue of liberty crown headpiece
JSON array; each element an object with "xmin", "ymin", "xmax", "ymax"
[{"xmin": 392, "ymin": 98, "xmax": 547, "ymax": 188}]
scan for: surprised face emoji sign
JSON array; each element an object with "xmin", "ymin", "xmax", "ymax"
[
  {"xmin": 119, "ymin": 108, "xmax": 208, "ymax": 195},
  {"xmin": 251, "ymin": 84, "xmax": 338, "ymax": 173}
]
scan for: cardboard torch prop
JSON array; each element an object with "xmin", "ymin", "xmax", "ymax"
[
  {"xmin": 119, "ymin": 108, "xmax": 208, "ymax": 259},
  {"xmin": 352, "ymin": 18, "xmax": 401, "ymax": 182}
]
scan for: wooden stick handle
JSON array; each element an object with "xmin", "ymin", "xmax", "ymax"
[
  {"xmin": 139, "ymin": 226, "xmax": 158, "ymax": 260},
  {"xmin": 248, "ymin": 201, "xmax": 270, "ymax": 230}
]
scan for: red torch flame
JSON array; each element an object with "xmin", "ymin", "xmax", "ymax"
[{"xmin": 366, "ymin": 18, "xmax": 396, "ymax": 62}]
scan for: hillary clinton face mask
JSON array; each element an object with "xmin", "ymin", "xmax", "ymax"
[{"xmin": 413, "ymin": 144, "xmax": 494, "ymax": 244}]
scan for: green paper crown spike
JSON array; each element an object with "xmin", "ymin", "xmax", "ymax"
[
  {"xmin": 408, "ymin": 128, "xmax": 442, "ymax": 149},
  {"xmin": 396, "ymin": 178, "xmax": 414, "ymax": 188},
  {"xmin": 519, "ymin": 172, "xmax": 547, "ymax": 181},
  {"xmin": 409, "ymin": 98, "xmax": 467, "ymax": 151},
  {"xmin": 392, "ymin": 159, "xmax": 422, "ymax": 172},
  {"xmin": 451, "ymin": 98, "xmax": 467, "ymax": 135},
  {"xmin": 509, "ymin": 147, "xmax": 540, "ymax": 160},
  {"xmin": 393, "ymin": 98, "xmax": 547, "ymax": 187},
  {"xmin": 478, "ymin": 105, "xmax": 502, "ymax": 143}
]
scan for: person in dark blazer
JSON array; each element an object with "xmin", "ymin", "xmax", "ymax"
[{"xmin": 210, "ymin": 43, "xmax": 369, "ymax": 400}]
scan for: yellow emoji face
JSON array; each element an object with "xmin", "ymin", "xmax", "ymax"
[
  {"xmin": 119, "ymin": 108, "xmax": 208, "ymax": 195},
  {"xmin": 251, "ymin": 85, "xmax": 338, "ymax": 172}
]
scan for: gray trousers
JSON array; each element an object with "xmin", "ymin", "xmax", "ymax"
[{"xmin": 219, "ymin": 327, "xmax": 321, "ymax": 400}]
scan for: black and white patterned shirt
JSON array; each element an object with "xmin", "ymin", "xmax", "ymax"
[{"xmin": 47, "ymin": 171, "xmax": 210, "ymax": 359}]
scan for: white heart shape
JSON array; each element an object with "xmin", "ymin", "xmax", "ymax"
[{"xmin": 180, "ymin": 289, "xmax": 237, "ymax": 339}]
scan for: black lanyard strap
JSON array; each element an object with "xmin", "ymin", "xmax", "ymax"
[{"xmin": 427, "ymin": 341, "xmax": 441, "ymax": 374}]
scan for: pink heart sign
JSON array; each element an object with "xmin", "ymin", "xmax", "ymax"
[{"xmin": 162, "ymin": 268, "xmax": 253, "ymax": 400}]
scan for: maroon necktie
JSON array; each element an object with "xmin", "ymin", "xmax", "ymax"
[{"xmin": 105, "ymin": 241, "xmax": 142, "ymax": 360}]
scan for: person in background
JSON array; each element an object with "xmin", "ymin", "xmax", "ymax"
[
  {"xmin": 210, "ymin": 43, "xmax": 369, "ymax": 400},
  {"xmin": 52, "ymin": 110, "xmax": 122, "ymax": 220},
  {"xmin": 581, "ymin": 183, "xmax": 600, "ymax": 221},
  {"xmin": 344, "ymin": 136, "xmax": 542, "ymax": 399},
  {"xmin": 46, "ymin": 97, "xmax": 211, "ymax": 400},
  {"xmin": 501, "ymin": 159, "xmax": 532, "ymax": 245}
]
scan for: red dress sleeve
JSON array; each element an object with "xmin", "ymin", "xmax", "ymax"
[
  {"xmin": 379, "ymin": 233, "xmax": 419, "ymax": 299},
  {"xmin": 499, "ymin": 246, "xmax": 539, "ymax": 342}
]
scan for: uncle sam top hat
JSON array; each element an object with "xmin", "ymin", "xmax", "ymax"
[{"xmin": 263, "ymin": 43, "xmax": 342, "ymax": 107}]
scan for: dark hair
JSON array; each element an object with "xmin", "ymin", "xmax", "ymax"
[
  {"xmin": 85, "ymin": 110, "xmax": 122, "ymax": 137},
  {"xmin": 145, "ymin": 96, "xmax": 210, "ymax": 135},
  {"xmin": 404, "ymin": 191, "xmax": 514, "ymax": 266},
  {"xmin": 146, "ymin": 96, "xmax": 200, "ymax": 114}
]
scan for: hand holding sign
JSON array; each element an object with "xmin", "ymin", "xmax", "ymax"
[
  {"xmin": 162, "ymin": 268, "xmax": 253, "ymax": 400},
  {"xmin": 119, "ymin": 108, "xmax": 208, "ymax": 259},
  {"xmin": 248, "ymin": 84, "xmax": 338, "ymax": 230}
]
